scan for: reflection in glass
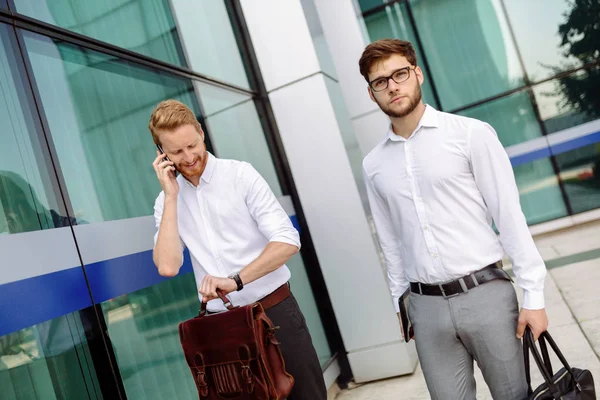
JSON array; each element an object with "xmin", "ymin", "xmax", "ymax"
[
  {"xmin": 0, "ymin": 23, "xmax": 68, "ymax": 234},
  {"xmin": 200, "ymin": 87, "xmax": 281, "ymax": 194},
  {"xmin": 199, "ymin": 82, "xmax": 334, "ymax": 366},
  {"xmin": 358, "ymin": 0, "xmax": 383, "ymax": 13},
  {"xmin": 512, "ymin": 159, "xmax": 568, "ymax": 225},
  {"xmin": 0, "ymin": 313, "xmax": 102, "ymax": 400},
  {"xmin": 555, "ymin": 143, "xmax": 600, "ymax": 214},
  {"xmin": 503, "ymin": 0, "xmax": 590, "ymax": 82},
  {"xmin": 534, "ymin": 69, "xmax": 599, "ymax": 134},
  {"xmin": 169, "ymin": 0, "xmax": 251, "ymax": 89},
  {"xmin": 14, "ymin": 0, "xmax": 186, "ymax": 67},
  {"xmin": 23, "ymin": 30, "xmax": 202, "ymax": 224},
  {"xmin": 364, "ymin": 3, "xmax": 438, "ymax": 108},
  {"xmin": 101, "ymin": 273, "xmax": 199, "ymax": 400},
  {"xmin": 409, "ymin": 0, "xmax": 524, "ymax": 110},
  {"xmin": 458, "ymin": 91, "xmax": 543, "ymax": 147}
]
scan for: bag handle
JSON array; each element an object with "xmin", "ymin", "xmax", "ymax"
[
  {"xmin": 523, "ymin": 327, "xmax": 582, "ymax": 398},
  {"xmin": 199, "ymin": 289, "xmax": 236, "ymax": 317}
]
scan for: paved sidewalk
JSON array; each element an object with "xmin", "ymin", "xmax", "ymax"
[{"xmin": 336, "ymin": 221, "xmax": 600, "ymax": 399}]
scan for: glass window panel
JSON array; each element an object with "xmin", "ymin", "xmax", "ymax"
[
  {"xmin": 503, "ymin": 0, "xmax": 586, "ymax": 82},
  {"xmin": 512, "ymin": 158, "xmax": 568, "ymax": 225},
  {"xmin": 555, "ymin": 144, "xmax": 600, "ymax": 214},
  {"xmin": 454, "ymin": 89, "xmax": 568, "ymax": 224},
  {"xmin": 100, "ymin": 273, "xmax": 199, "ymax": 400},
  {"xmin": 0, "ymin": 23, "xmax": 67, "ymax": 235},
  {"xmin": 170, "ymin": 0, "xmax": 250, "ymax": 89},
  {"xmin": 409, "ymin": 0, "xmax": 525, "ymax": 110},
  {"xmin": 13, "ymin": 0, "xmax": 186, "ymax": 67},
  {"xmin": 458, "ymin": 91, "xmax": 543, "ymax": 147},
  {"xmin": 195, "ymin": 82, "xmax": 252, "ymax": 118},
  {"xmin": 199, "ymin": 83, "xmax": 280, "ymax": 195},
  {"xmin": 358, "ymin": 0, "xmax": 384, "ymax": 13},
  {"xmin": 0, "ymin": 312, "xmax": 103, "ymax": 400},
  {"xmin": 1, "ymin": 24, "xmax": 103, "ymax": 399},
  {"xmin": 364, "ymin": 4, "xmax": 439, "ymax": 109},
  {"xmin": 533, "ymin": 69, "xmax": 600, "ymax": 134},
  {"xmin": 22, "ymin": 30, "xmax": 202, "ymax": 224},
  {"xmin": 199, "ymin": 83, "xmax": 333, "ymax": 366}
]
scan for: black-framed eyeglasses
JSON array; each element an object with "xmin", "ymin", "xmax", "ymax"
[{"xmin": 369, "ymin": 66, "xmax": 416, "ymax": 92}]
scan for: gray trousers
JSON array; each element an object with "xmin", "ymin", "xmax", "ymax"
[
  {"xmin": 408, "ymin": 279, "xmax": 529, "ymax": 400},
  {"xmin": 266, "ymin": 293, "xmax": 328, "ymax": 400}
]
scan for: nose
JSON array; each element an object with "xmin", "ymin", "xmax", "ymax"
[
  {"xmin": 183, "ymin": 150, "xmax": 195, "ymax": 164},
  {"xmin": 387, "ymin": 77, "xmax": 402, "ymax": 92}
]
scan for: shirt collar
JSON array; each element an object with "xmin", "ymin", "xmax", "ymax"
[
  {"xmin": 386, "ymin": 104, "xmax": 439, "ymax": 142},
  {"xmin": 181, "ymin": 152, "xmax": 216, "ymax": 188}
]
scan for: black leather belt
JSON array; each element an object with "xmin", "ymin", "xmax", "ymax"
[{"xmin": 410, "ymin": 262, "xmax": 511, "ymax": 298}]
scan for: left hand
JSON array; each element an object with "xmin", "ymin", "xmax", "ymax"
[
  {"xmin": 516, "ymin": 308, "xmax": 549, "ymax": 341},
  {"xmin": 198, "ymin": 275, "xmax": 237, "ymax": 303}
]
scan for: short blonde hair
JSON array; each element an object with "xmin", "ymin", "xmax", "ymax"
[{"xmin": 148, "ymin": 99, "xmax": 202, "ymax": 145}]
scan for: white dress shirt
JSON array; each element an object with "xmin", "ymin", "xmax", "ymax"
[
  {"xmin": 154, "ymin": 153, "xmax": 300, "ymax": 311},
  {"xmin": 363, "ymin": 105, "xmax": 546, "ymax": 312}
]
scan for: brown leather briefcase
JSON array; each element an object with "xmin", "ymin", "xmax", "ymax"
[{"xmin": 178, "ymin": 289, "xmax": 294, "ymax": 399}]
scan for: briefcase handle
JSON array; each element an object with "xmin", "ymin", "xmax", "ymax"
[
  {"xmin": 198, "ymin": 289, "xmax": 237, "ymax": 317},
  {"xmin": 523, "ymin": 327, "xmax": 583, "ymax": 398}
]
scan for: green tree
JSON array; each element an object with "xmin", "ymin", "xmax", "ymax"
[{"xmin": 553, "ymin": 0, "xmax": 600, "ymax": 118}]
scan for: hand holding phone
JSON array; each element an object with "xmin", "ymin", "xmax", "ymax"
[{"xmin": 153, "ymin": 145, "xmax": 179, "ymax": 198}]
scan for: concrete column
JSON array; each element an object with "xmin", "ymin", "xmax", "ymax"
[{"xmin": 240, "ymin": 0, "xmax": 417, "ymax": 383}]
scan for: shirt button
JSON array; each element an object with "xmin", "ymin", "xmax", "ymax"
[
  {"xmin": 432, "ymin": 254, "xmax": 438, "ymax": 258},
  {"xmin": 423, "ymin": 226, "xmax": 429, "ymax": 231}
]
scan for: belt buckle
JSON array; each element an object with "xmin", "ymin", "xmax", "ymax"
[{"xmin": 439, "ymin": 284, "xmax": 459, "ymax": 299}]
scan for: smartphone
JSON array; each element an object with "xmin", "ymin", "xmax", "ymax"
[{"xmin": 156, "ymin": 144, "xmax": 178, "ymax": 176}]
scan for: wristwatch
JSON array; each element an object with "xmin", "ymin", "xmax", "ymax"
[{"xmin": 228, "ymin": 271, "xmax": 244, "ymax": 291}]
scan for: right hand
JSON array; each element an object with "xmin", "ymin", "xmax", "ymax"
[{"xmin": 153, "ymin": 151, "xmax": 179, "ymax": 198}]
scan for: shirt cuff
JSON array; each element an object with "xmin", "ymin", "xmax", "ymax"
[
  {"xmin": 393, "ymin": 295, "xmax": 401, "ymax": 313},
  {"xmin": 522, "ymin": 289, "xmax": 545, "ymax": 310}
]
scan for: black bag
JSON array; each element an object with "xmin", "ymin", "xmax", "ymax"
[{"xmin": 524, "ymin": 327, "xmax": 595, "ymax": 399}]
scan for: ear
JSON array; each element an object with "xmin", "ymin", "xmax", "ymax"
[
  {"xmin": 368, "ymin": 86, "xmax": 376, "ymax": 103},
  {"xmin": 415, "ymin": 66, "xmax": 425, "ymax": 86}
]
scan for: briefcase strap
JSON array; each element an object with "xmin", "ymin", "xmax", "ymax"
[{"xmin": 523, "ymin": 327, "xmax": 583, "ymax": 397}]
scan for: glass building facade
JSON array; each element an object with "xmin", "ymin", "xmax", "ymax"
[
  {"xmin": 2, "ymin": 0, "xmax": 599, "ymax": 397},
  {"xmin": 0, "ymin": 1, "xmax": 341, "ymax": 398},
  {"xmin": 359, "ymin": 0, "xmax": 600, "ymax": 225}
]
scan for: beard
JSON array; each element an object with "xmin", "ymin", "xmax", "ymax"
[
  {"xmin": 177, "ymin": 151, "xmax": 207, "ymax": 179},
  {"xmin": 376, "ymin": 83, "xmax": 422, "ymax": 118}
]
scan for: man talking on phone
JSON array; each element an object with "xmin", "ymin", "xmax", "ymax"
[{"xmin": 149, "ymin": 99, "xmax": 327, "ymax": 399}]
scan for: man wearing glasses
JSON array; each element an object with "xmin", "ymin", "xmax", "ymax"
[{"xmin": 359, "ymin": 39, "xmax": 548, "ymax": 399}]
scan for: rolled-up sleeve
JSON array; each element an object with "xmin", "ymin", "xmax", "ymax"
[
  {"xmin": 240, "ymin": 163, "xmax": 300, "ymax": 249},
  {"xmin": 469, "ymin": 122, "xmax": 546, "ymax": 310},
  {"xmin": 363, "ymin": 164, "xmax": 408, "ymax": 313}
]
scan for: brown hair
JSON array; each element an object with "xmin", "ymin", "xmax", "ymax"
[
  {"xmin": 359, "ymin": 39, "xmax": 418, "ymax": 82},
  {"xmin": 148, "ymin": 99, "xmax": 202, "ymax": 145}
]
